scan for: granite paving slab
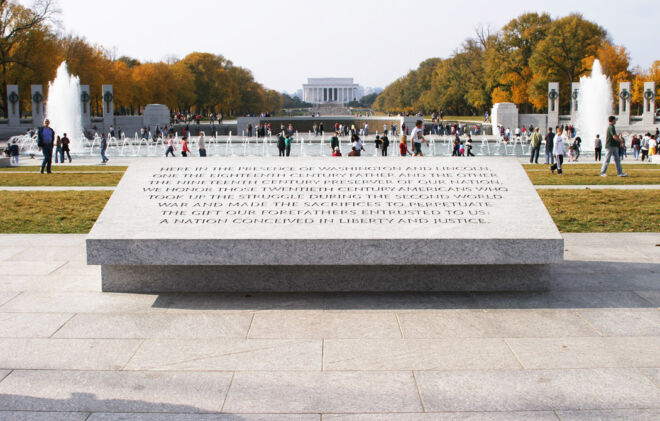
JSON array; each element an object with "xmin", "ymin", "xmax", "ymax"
[
  {"xmin": 54, "ymin": 313, "xmax": 253, "ymax": 339},
  {"xmin": 0, "ymin": 338, "xmax": 141, "ymax": 370},
  {"xmin": 416, "ymin": 368, "xmax": 660, "ymax": 411},
  {"xmin": 87, "ymin": 414, "xmax": 320, "ymax": 420},
  {"xmin": 0, "ymin": 370, "xmax": 233, "ymax": 413},
  {"xmin": 0, "ymin": 313, "xmax": 73, "ymax": 337},
  {"xmin": 576, "ymin": 309, "xmax": 660, "ymax": 336},
  {"xmin": 556, "ymin": 409, "xmax": 660, "ymax": 420},
  {"xmin": 0, "ymin": 412, "xmax": 89, "ymax": 420},
  {"xmin": 124, "ymin": 339, "xmax": 321, "ymax": 371},
  {"xmin": 222, "ymin": 371, "xmax": 423, "ymax": 413},
  {"xmin": 323, "ymin": 338, "xmax": 521, "ymax": 370},
  {"xmin": 397, "ymin": 309, "xmax": 597, "ymax": 338},
  {"xmin": 322, "ymin": 412, "xmax": 559, "ymax": 420},
  {"xmin": 636, "ymin": 291, "xmax": 660, "ymax": 306},
  {"xmin": 248, "ymin": 311, "xmax": 402, "ymax": 339},
  {"xmin": 506, "ymin": 337, "xmax": 660, "ymax": 368},
  {"xmin": 0, "ymin": 262, "xmax": 66, "ymax": 276},
  {"xmin": 0, "ymin": 292, "xmax": 166, "ymax": 313}
]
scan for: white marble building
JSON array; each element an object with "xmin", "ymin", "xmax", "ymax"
[{"xmin": 302, "ymin": 78, "xmax": 361, "ymax": 104}]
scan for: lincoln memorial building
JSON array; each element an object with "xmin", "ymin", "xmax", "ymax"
[{"xmin": 302, "ymin": 78, "xmax": 361, "ymax": 104}]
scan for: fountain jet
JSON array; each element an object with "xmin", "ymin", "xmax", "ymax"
[{"xmin": 46, "ymin": 62, "xmax": 83, "ymax": 152}]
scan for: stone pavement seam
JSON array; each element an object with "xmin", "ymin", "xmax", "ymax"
[
  {"xmin": 121, "ymin": 338, "xmax": 146, "ymax": 371},
  {"xmin": 574, "ymin": 311, "xmax": 604, "ymax": 336},
  {"xmin": 394, "ymin": 312, "xmax": 405, "ymax": 339},
  {"xmin": 322, "ymin": 339, "xmax": 325, "ymax": 371},
  {"xmin": 0, "ymin": 369, "xmax": 11, "ymax": 384},
  {"xmin": 219, "ymin": 371, "xmax": 235, "ymax": 412},
  {"xmin": 637, "ymin": 367, "xmax": 660, "ymax": 390},
  {"xmin": 47, "ymin": 261, "xmax": 70, "ymax": 276},
  {"xmin": 245, "ymin": 313, "xmax": 255, "ymax": 339},
  {"xmin": 48, "ymin": 313, "xmax": 77, "ymax": 338},
  {"xmin": 0, "ymin": 292, "xmax": 21, "ymax": 309},
  {"xmin": 552, "ymin": 410, "xmax": 563, "ymax": 420},
  {"xmin": 411, "ymin": 370, "xmax": 427, "ymax": 413},
  {"xmin": 503, "ymin": 338, "xmax": 527, "ymax": 369}
]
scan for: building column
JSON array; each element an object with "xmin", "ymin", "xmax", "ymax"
[
  {"xmin": 102, "ymin": 84, "xmax": 114, "ymax": 132},
  {"xmin": 81, "ymin": 85, "xmax": 91, "ymax": 129},
  {"xmin": 570, "ymin": 82, "xmax": 579, "ymax": 124},
  {"xmin": 7, "ymin": 85, "xmax": 20, "ymax": 127},
  {"xmin": 618, "ymin": 82, "xmax": 631, "ymax": 126},
  {"xmin": 643, "ymin": 81, "xmax": 656, "ymax": 125},
  {"xmin": 31, "ymin": 84, "xmax": 44, "ymax": 126},
  {"xmin": 548, "ymin": 82, "xmax": 559, "ymax": 130}
]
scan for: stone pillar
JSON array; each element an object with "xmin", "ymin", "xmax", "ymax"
[
  {"xmin": 642, "ymin": 81, "xmax": 656, "ymax": 126},
  {"xmin": 547, "ymin": 82, "xmax": 559, "ymax": 130},
  {"xmin": 31, "ymin": 85, "xmax": 44, "ymax": 126},
  {"xmin": 102, "ymin": 84, "xmax": 114, "ymax": 131},
  {"xmin": 618, "ymin": 82, "xmax": 631, "ymax": 126},
  {"xmin": 81, "ymin": 85, "xmax": 91, "ymax": 129},
  {"xmin": 570, "ymin": 82, "xmax": 579, "ymax": 117},
  {"xmin": 491, "ymin": 103, "xmax": 519, "ymax": 135},
  {"xmin": 7, "ymin": 85, "xmax": 20, "ymax": 127}
]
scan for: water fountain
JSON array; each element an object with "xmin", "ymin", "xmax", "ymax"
[
  {"xmin": 575, "ymin": 59, "xmax": 613, "ymax": 151},
  {"xmin": 46, "ymin": 62, "xmax": 83, "ymax": 152}
]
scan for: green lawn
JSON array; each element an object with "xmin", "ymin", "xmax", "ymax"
[
  {"xmin": 0, "ymin": 191, "xmax": 112, "ymax": 233},
  {"xmin": 0, "ymin": 165, "xmax": 127, "ymax": 172},
  {"xmin": 525, "ymin": 164, "xmax": 660, "ymax": 185},
  {"xmin": 537, "ymin": 189, "xmax": 659, "ymax": 233},
  {"xmin": 0, "ymin": 173, "xmax": 124, "ymax": 186}
]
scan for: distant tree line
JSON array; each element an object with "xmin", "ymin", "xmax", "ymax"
[
  {"xmin": 374, "ymin": 13, "xmax": 659, "ymax": 116},
  {"xmin": 0, "ymin": 0, "xmax": 282, "ymax": 118}
]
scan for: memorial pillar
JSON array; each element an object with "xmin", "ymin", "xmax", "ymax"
[
  {"xmin": 618, "ymin": 82, "xmax": 631, "ymax": 126},
  {"xmin": 642, "ymin": 81, "xmax": 656, "ymax": 126},
  {"xmin": 547, "ymin": 82, "xmax": 559, "ymax": 130},
  {"xmin": 81, "ymin": 85, "xmax": 91, "ymax": 129},
  {"xmin": 102, "ymin": 84, "xmax": 114, "ymax": 132},
  {"xmin": 7, "ymin": 85, "xmax": 20, "ymax": 127},
  {"xmin": 570, "ymin": 82, "xmax": 579, "ymax": 122},
  {"xmin": 31, "ymin": 85, "xmax": 44, "ymax": 126}
]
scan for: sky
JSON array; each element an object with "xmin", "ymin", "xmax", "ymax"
[{"xmin": 26, "ymin": 0, "xmax": 660, "ymax": 93}]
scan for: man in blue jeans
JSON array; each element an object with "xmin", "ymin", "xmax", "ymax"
[
  {"xmin": 600, "ymin": 116, "xmax": 627, "ymax": 177},
  {"xmin": 37, "ymin": 119, "xmax": 55, "ymax": 174}
]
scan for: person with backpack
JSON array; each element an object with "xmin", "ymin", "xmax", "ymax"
[
  {"xmin": 374, "ymin": 135, "xmax": 381, "ymax": 151},
  {"xmin": 381, "ymin": 134, "xmax": 389, "ymax": 156},
  {"xmin": 284, "ymin": 133, "xmax": 293, "ymax": 156},
  {"xmin": 100, "ymin": 134, "xmax": 109, "ymax": 164},
  {"xmin": 550, "ymin": 128, "xmax": 567, "ymax": 174},
  {"xmin": 277, "ymin": 132, "xmax": 286, "ymax": 157},
  {"xmin": 529, "ymin": 128, "xmax": 543, "ymax": 164}
]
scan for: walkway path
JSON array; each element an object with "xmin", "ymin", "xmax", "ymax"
[{"xmin": 0, "ymin": 233, "xmax": 658, "ymax": 419}]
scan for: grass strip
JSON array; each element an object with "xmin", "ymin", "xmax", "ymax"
[
  {"xmin": 0, "ymin": 165, "xmax": 128, "ymax": 172},
  {"xmin": 0, "ymin": 173, "xmax": 124, "ymax": 186},
  {"xmin": 0, "ymin": 191, "xmax": 112, "ymax": 233},
  {"xmin": 537, "ymin": 189, "xmax": 659, "ymax": 233}
]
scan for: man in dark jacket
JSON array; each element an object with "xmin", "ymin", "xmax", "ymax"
[
  {"xmin": 37, "ymin": 119, "xmax": 55, "ymax": 174},
  {"xmin": 545, "ymin": 128, "xmax": 555, "ymax": 165}
]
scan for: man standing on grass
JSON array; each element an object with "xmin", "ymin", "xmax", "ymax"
[
  {"xmin": 37, "ymin": 119, "xmax": 55, "ymax": 174},
  {"xmin": 529, "ymin": 128, "xmax": 542, "ymax": 164},
  {"xmin": 545, "ymin": 127, "xmax": 555, "ymax": 164},
  {"xmin": 600, "ymin": 116, "xmax": 627, "ymax": 177}
]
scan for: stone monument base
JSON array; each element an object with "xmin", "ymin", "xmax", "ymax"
[
  {"xmin": 0, "ymin": 157, "xmax": 10, "ymax": 168},
  {"xmin": 100, "ymin": 264, "xmax": 550, "ymax": 293}
]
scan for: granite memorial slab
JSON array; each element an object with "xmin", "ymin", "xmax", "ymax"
[{"xmin": 87, "ymin": 157, "xmax": 563, "ymax": 292}]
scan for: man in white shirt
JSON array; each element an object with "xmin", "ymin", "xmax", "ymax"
[{"xmin": 410, "ymin": 120, "xmax": 429, "ymax": 157}]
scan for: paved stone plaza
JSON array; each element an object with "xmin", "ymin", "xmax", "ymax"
[{"xmin": 0, "ymin": 233, "xmax": 658, "ymax": 419}]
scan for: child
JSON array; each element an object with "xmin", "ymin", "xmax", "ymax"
[
  {"xmin": 399, "ymin": 135, "xmax": 408, "ymax": 156},
  {"xmin": 332, "ymin": 147, "xmax": 342, "ymax": 157},
  {"xmin": 181, "ymin": 136, "xmax": 190, "ymax": 157}
]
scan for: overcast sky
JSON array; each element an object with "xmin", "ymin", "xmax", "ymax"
[{"xmin": 30, "ymin": 0, "xmax": 659, "ymax": 92}]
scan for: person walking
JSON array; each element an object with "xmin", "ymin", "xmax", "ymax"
[
  {"xmin": 9, "ymin": 139, "xmax": 19, "ymax": 165},
  {"xmin": 399, "ymin": 135, "xmax": 409, "ymax": 156},
  {"xmin": 351, "ymin": 134, "xmax": 365, "ymax": 156},
  {"xmin": 649, "ymin": 136, "xmax": 657, "ymax": 163},
  {"xmin": 277, "ymin": 132, "xmax": 286, "ymax": 157},
  {"xmin": 410, "ymin": 120, "xmax": 429, "ymax": 157},
  {"xmin": 285, "ymin": 133, "xmax": 293, "ymax": 156},
  {"xmin": 544, "ymin": 128, "xmax": 555, "ymax": 164},
  {"xmin": 198, "ymin": 132, "xmax": 207, "ymax": 156},
  {"xmin": 61, "ymin": 133, "xmax": 72, "ymax": 163},
  {"xmin": 529, "ymin": 128, "xmax": 542, "ymax": 164},
  {"xmin": 54, "ymin": 136, "xmax": 63, "ymax": 163},
  {"xmin": 465, "ymin": 135, "xmax": 474, "ymax": 157},
  {"xmin": 330, "ymin": 132, "xmax": 340, "ymax": 154},
  {"xmin": 600, "ymin": 116, "xmax": 627, "ymax": 177},
  {"xmin": 37, "ymin": 119, "xmax": 55, "ymax": 173},
  {"xmin": 381, "ymin": 134, "xmax": 389, "ymax": 156},
  {"xmin": 100, "ymin": 134, "xmax": 109, "ymax": 164},
  {"xmin": 594, "ymin": 134, "xmax": 602, "ymax": 161},
  {"xmin": 640, "ymin": 135, "xmax": 649, "ymax": 162},
  {"xmin": 550, "ymin": 128, "xmax": 566, "ymax": 174},
  {"xmin": 181, "ymin": 136, "xmax": 190, "ymax": 157},
  {"xmin": 165, "ymin": 136, "xmax": 175, "ymax": 157}
]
